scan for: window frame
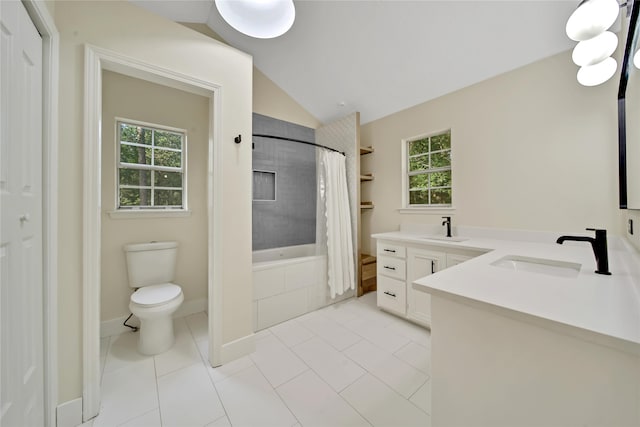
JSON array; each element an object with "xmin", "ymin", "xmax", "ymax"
[
  {"xmin": 114, "ymin": 118, "xmax": 189, "ymax": 215},
  {"xmin": 401, "ymin": 129, "xmax": 454, "ymax": 211}
]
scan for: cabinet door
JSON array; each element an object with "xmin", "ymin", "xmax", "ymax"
[{"xmin": 406, "ymin": 247, "xmax": 446, "ymax": 327}]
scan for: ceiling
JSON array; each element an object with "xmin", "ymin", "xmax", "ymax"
[{"xmin": 131, "ymin": 0, "xmax": 579, "ymax": 125}]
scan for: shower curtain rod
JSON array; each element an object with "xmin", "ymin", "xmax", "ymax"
[{"xmin": 252, "ymin": 133, "xmax": 345, "ymax": 156}]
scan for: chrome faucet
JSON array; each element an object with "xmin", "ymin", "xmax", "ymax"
[
  {"xmin": 442, "ymin": 216, "xmax": 452, "ymax": 238},
  {"xmin": 556, "ymin": 228, "xmax": 611, "ymax": 275}
]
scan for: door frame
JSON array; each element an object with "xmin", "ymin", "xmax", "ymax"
[
  {"xmin": 20, "ymin": 1, "xmax": 59, "ymax": 426},
  {"xmin": 82, "ymin": 44, "xmax": 224, "ymax": 421}
]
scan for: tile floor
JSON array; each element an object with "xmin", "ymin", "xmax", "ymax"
[{"xmin": 86, "ymin": 292, "xmax": 431, "ymax": 427}]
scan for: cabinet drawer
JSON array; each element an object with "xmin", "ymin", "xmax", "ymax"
[
  {"xmin": 377, "ymin": 242, "xmax": 406, "ymax": 259},
  {"xmin": 377, "ymin": 275, "xmax": 406, "ymax": 315},
  {"xmin": 377, "ymin": 256, "xmax": 406, "ymax": 280}
]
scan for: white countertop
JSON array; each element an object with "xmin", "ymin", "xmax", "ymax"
[{"xmin": 372, "ymin": 230, "xmax": 640, "ymax": 353}]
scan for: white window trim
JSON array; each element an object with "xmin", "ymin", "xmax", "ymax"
[
  {"xmin": 400, "ymin": 129, "xmax": 454, "ymax": 211},
  {"xmin": 114, "ymin": 117, "xmax": 188, "ymax": 214}
]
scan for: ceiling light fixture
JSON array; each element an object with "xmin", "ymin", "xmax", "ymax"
[
  {"xmin": 215, "ymin": 0, "xmax": 295, "ymax": 39},
  {"xmin": 577, "ymin": 56, "xmax": 618, "ymax": 86},
  {"xmin": 566, "ymin": 0, "xmax": 625, "ymax": 86}
]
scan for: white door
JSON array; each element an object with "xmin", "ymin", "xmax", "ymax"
[
  {"xmin": 0, "ymin": 1, "xmax": 44, "ymax": 426},
  {"xmin": 406, "ymin": 247, "xmax": 445, "ymax": 327}
]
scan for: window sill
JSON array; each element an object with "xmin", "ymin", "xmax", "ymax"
[
  {"xmin": 398, "ymin": 207, "xmax": 456, "ymax": 215},
  {"xmin": 107, "ymin": 209, "xmax": 192, "ymax": 219}
]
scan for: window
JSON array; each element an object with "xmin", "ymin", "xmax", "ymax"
[
  {"xmin": 405, "ymin": 130, "xmax": 452, "ymax": 207},
  {"xmin": 117, "ymin": 120, "xmax": 186, "ymax": 210}
]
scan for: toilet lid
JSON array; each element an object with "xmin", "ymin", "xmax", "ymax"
[{"xmin": 131, "ymin": 283, "xmax": 182, "ymax": 307}]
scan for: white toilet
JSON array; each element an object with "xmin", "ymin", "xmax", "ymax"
[{"xmin": 124, "ymin": 241, "xmax": 184, "ymax": 356}]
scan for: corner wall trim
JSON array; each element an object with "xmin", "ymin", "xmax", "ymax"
[
  {"xmin": 220, "ymin": 333, "xmax": 256, "ymax": 365},
  {"xmin": 56, "ymin": 398, "xmax": 82, "ymax": 427}
]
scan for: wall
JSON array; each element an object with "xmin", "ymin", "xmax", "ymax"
[
  {"xmin": 361, "ymin": 50, "xmax": 622, "ymax": 254},
  {"xmin": 180, "ymin": 23, "xmax": 321, "ymax": 130},
  {"xmin": 252, "ymin": 114, "xmax": 316, "ymax": 251},
  {"xmin": 55, "ymin": 1, "xmax": 253, "ymax": 404},
  {"xmin": 100, "ymin": 71, "xmax": 209, "ymax": 322}
]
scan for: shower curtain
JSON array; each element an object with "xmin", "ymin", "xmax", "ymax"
[{"xmin": 317, "ymin": 149, "xmax": 355, "ymax": 298}]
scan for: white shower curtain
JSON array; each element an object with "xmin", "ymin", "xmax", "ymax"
[{"xmin": 317, "ymin": 149, "xmax": 355, "ymax": 299}]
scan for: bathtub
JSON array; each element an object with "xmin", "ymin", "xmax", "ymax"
[{"xmin": 252, "ymin": 244, "xmax": 352, "ymax": 330}]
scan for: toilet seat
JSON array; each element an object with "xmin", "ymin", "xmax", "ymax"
[{"xmin": 131, "ymin": 283, "xmax": 182, "ymax": 307}]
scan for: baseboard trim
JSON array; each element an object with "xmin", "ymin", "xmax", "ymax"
[
  {"xmin": 220, "ymin": 333, "xmax": 255, "ymax": 365},
  {"xmin": 56, "ymin": 397, "xmax": 82, "ymax": 427},
  {"xmin": 100, "ymin": 297, "xmax": 207, "ymax": 338}
]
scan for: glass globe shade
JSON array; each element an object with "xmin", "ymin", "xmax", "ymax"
[
  {"xmin": 215, "ymin": 0, "xmax": 295, "ymax": 39},
  {"xmin": 634, "ymin": 49, "xmax": 640, "ymax": 69},
  {"xmin": 572, "ymin": 31, "xmax": 618, "ymax": 66},
  {"xmin": 566, "ymin": 0, "xmax": 619, "ymax": 42},
  {"xmin": 577, "ymin": 57, "xmax": 617, "ymax": 86}
]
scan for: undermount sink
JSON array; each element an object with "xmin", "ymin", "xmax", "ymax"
[
  {"xmin": 491, "ymin": 255, "xmax": 581, "ymax": 278},
  {"xmin": 421, "ymin": 235, "xmax": 469, "ymax": 242}
]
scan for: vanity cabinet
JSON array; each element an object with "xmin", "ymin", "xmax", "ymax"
[
  {"xmin": 406, "ymin": 248, "xmax": 446, "ymax": 325},
  {"xmin": 376, "ymin": 239, "xmax": 485, "ymax": 327}
]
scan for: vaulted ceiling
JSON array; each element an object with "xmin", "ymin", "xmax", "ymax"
[{"xmin": 131, "ymin": 1, "xmax": 579, "ymax": 124}]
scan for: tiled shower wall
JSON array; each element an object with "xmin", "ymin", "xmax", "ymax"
[{"xmin": 252, "ymin": 113, "xmax": 317, "ymax": 251}]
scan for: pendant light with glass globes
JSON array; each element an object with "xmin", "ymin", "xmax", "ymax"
[{"xmin": 566, "ymin": 0, "xmax": 623, "ymax": 86}]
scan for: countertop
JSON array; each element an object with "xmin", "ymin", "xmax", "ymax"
[{"xmin": 372, "ymin": 230, "xmax": 640, "ymax": 353}]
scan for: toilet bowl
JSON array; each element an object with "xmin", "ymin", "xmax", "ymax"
[{"xmin": 124, "ymin": 241, "xmax": 183, "ymax": 356}]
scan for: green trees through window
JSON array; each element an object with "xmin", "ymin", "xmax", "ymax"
[
  {"xmin": 118, "ymin": 121, "xmax": 185, "ymax": 209},
  {"xmin": 407, "ymin": 130, "xmax": 452, "ymax": 206}
]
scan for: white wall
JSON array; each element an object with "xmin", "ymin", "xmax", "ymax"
[
  {"xmin": 100, "ymin": 71, "xmax": 209, "ymax": 322},
  {"xmin": 55, "ymin": 0, "xmax": 253, "ymax": 404},
  {"xmin": 361, "ymin": 50, "xmax": 623, "ymax": 254}
]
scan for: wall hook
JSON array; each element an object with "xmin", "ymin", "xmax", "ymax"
[{"xmin": 234, "ymin": 134, "xmax": 242, "ymax": 144}]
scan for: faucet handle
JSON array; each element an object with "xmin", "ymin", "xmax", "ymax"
[{"xmin": 586, "ymin": 227, "xmax": 607, "ymax": 233}]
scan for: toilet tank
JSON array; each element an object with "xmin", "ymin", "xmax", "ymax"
[{"xmin": 124, "ymin": 241, "xmax": 178, "ymax": 288}]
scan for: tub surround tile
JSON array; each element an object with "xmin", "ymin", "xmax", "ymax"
[
  {"xmin": 257, "ymin": 288, "xmax": 309, "ymax": 330},
  {"xmin": 253, "ymin": 267, "xmax": 286, "ymax": 300}
]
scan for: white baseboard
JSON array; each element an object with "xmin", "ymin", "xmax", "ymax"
[
  {"xmin": 220, "ymin": 333, "xmax": 255, "ymax": 365},
  {"xmin": 100, "ymin": 297, "xmax": 207, "ymax": 338},
  {"xmin": 56, "ymin": 397, "xmax": 82, "ymax": 427}
]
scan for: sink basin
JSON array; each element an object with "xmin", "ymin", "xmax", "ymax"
[
  {"xmin": 421, "ymin": 235, "xmax": 469, "ymax": 242},
  {"xmin": 491, "ymin": 255, "xmax": 581, "ymax": 278}
]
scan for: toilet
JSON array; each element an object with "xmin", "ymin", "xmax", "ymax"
[{"xmin": 124, "ymin": 241, "xmax": 184, "ymax": 355}]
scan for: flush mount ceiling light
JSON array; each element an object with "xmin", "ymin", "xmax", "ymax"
[
  {"xmin": 577, "ymin": 56, "xmax": 618, "ymax": 86},
  {"xmin": 566, "ymin": 0, "xmax": 620, "ymax": 41},
  {"xmin": 572, "ymin": 31, "xmax": 618, "ymax": 66},
  {"xmin": 215, "ymin": 0, "xmax": 295, "ymax": 39}
]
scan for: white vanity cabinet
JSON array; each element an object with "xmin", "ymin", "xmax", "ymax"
[
  {"xmin": 406, "ymin": 247, "xmax": 445, "ymax": 325},
  {"xmin": 376, "ymin": 239, "xmax": 485, "ymax": 327}
]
